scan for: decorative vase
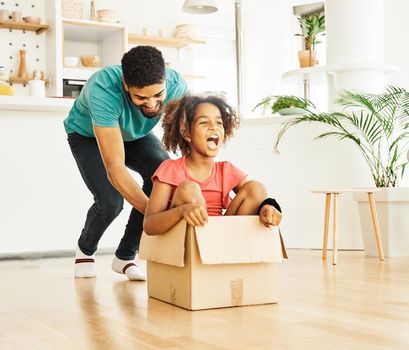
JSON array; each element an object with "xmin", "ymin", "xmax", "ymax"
[
  {"xmin": 277, "ymin": 107, "xmax": 307, "ymax": 116},
  {"xmin": 298, "ymin": 50, "xmax": 317, "ymax": 68},
  {"xmin": 17, "ymin": 49, "xmax": 27, "ymax": 79},
  {"xmin": 90, "ymin": 0, "xmax": 96, "ymax": 21}
]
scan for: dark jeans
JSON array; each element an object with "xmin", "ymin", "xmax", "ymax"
[{"xmin": 67, "ymin": 132, "xmax": 169, "ymax": 260}]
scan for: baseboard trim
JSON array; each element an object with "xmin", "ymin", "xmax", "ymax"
[
  {"xmin": 0, "ymin": 247, "xmax": 116, "ymax": 261},
  {"xmin": 0, "ymin": 247, "xmax": 363, "ymax": 261}
]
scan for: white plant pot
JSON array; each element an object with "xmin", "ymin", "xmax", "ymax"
[{"xmin": 354, "ymin": 187, "xmax": 409, "ymax": 257}]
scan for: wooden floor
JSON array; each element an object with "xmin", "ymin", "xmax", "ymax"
[{"xmin": 1, "ymin": 250, "xmax": 409, "ymax": 350}]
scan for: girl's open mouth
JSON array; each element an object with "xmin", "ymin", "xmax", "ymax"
[{"xmin": 207, "ymin": 134, "xmax": 219, "ymax": 150}]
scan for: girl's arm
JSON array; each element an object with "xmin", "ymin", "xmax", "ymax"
[
  {"xmin": 143, "ymin": 180, "xmax": 207, "ymax": 235},
  {"xmin": 232, "ymin": 177, "xmax": 249, "ymax": 193}
]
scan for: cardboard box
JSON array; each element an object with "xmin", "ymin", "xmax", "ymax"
[{"xmin": 139, "ymin": 216, "xmax": 286, "ymax": 311}]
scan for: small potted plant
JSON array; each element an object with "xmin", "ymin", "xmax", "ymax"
[
  {"xmin": 295, "ymin": 13, "xmax": 325, "ymax": 68},
  {"xmin": 274, "ymin": 86, "xmax": 409, "ymax": 257},
  {"xmin": 253, "ymin": 95, "xmax": 313, "ymax": 116}
]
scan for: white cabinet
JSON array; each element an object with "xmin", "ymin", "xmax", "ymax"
[
  {"xmin": 62, "ymin": 19, "xmax": 127, "ymax": 70},
  {"xmin": 44, "ymin": 1, "xmax": 127, "ymax": 96}
]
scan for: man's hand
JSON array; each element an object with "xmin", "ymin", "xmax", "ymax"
[
  {"xmin": 259, "ymin": 204, "xmax": 282, "ymax": 228},
  {"xmin": 179, "ymin": 203, "xmax": 208, "ymax": 227}
]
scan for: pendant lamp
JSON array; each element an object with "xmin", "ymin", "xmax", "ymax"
[{"xmin": 182, "ymin": 0, "xmax": 218, "ymax": 14}]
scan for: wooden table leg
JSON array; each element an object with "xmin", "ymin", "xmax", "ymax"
[
  {"xmin": 332, "ymin": 193, "xmax": 338, "ymax": 265},
  {"xmin": 367, "ymin": 192, "xmax": 385, "ymax": 261},
  {"xmin": 322, "ymin": 193, "xmax": 331, "ymax": 260}
]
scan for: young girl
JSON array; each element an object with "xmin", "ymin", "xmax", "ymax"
[{"xmin": 143, "ymin": 95, "xmax": 282, "ymax": 235}]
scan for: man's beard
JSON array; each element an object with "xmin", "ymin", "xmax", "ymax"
[{"xmin": 139, "ymin": 102, "xmax": 164, "ymax": 119}]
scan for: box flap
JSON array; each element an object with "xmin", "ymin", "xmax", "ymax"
[
  {"xmin": 138, "ymin": 220, "xmax": 187, "ymax": 267},
  {"xmin": 279, "ymin": 228, "xmax": 288, "ymax": 259},
  {"xmin": 194, "ymin": 216, "xmax": 283, "ymax": 265}
]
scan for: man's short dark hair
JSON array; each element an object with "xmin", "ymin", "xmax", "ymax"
[{"xmin": 121, "ymin": 46, "xmax": 165, "ymax": 88}]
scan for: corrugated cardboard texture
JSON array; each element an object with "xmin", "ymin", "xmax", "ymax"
[
  {"xmin": 194, "ymin": 216, "xmax": 283, "ymax": 264},
  {"xmin": 188, "ymin": 227, "xmax": 278, "ymax": 310},
  {"xmin": 146, "ymin": 261, "xmax": 192, "ymax": 309},
  {"xmin": 145, "ymin": 225, "xmax": 195, "ymax": 310},
  {"xmin": 190, "ymin": 263, "xmax": 278, "ymax": 310},
  {"xmin": 139, "ymin": 220, "xmax": 186, "ymax": 267}
]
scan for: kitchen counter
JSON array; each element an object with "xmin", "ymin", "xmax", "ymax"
[
  {"xmin": 0, "ymin": 96, "xmax": 74, "ymax": 113},
  {"xmin": 0, "ymin": 96, "xmax": 129, "ymax": 256}
]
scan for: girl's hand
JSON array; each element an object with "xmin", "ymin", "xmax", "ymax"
[
  {"xmin": 259, "ymin": 204, "xmax": 282, "ymax": 228},
  {"xmin": 180, "ymin": 203, "xmax": 208, "ymax": 227}
]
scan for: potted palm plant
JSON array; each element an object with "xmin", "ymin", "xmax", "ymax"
[
  {"xmin": 296, "ymin": 13, "xmax": 325, "ymax": 68},
  {"xmin": 275, "ymin": 86, "xmax": 409, "ymax": 257},
  {"xmin": 253, "ymin": 95, "xmax": 314, "ymax": 116}
]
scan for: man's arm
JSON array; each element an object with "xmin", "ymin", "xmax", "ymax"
[{"xmin": 93, "ymin": 125, "xmax": 147, "ymax": 213}]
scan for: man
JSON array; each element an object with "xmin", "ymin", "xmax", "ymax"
[{"xmin": 64, "ymin": 46, "xmax": 189, "ymax": 280}]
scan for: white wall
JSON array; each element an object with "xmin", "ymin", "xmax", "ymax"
[
  {"xmin": 241, "ymin": 0, "xmax": 294, "ymax": 115},
  {"xmin": 219, "ymin": 118, "xmax": 373, "ymax": 249},
  {"xmin": 242, "ymin": 0, "xmax": 327, "ymax": 117},
  {"xmin": 384, "ymin": 0, "xmax": 409, "ymax": 90}
]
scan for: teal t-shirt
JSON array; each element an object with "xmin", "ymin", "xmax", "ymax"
[{"xmin": 63, "ymin": 65, "xmax": 189, "ymax": 141}]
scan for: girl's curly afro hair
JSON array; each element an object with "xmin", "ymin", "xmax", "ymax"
[{"xmin": 162, "ymin": 95, "xmax": 240, "ymax": 155}]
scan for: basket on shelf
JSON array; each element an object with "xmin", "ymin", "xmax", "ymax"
[
  {"xmin": 62, "ymin": 0, "xmax": 84, "ymax": 20},
  {"xmin": 80, "ymin": 55, "xmax": 101, "ymax": 67}
]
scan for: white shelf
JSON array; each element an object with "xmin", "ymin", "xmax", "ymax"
[
  {"xmin": 282, "ymin": 62, "xmax": 398, "ymax": 85},
  {"xmin": 128, "ymin": 33, "xmax": 205, "ymax": 48},
  {"xmin": 282, "ymin": 66, "xmax": 328, "ymax": 85},
  {"xmin": 62, "ymin": 19, "xmax": 127, "ymax": 42},
  {"xmin": 0, "ymin": 19, "xmax": 49, "ymax": 34}
]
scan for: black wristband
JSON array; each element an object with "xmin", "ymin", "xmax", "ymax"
[{"xmin": 257, "ymin": 198, "xmax": 281, "ymax": 215}]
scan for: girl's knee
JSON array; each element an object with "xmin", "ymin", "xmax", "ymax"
[
  {"xmin": 172, "ymin": 181, "xmax": 205, "ymax": 206},
  {"xmin": 225, "ymin": 181, "xmax": 267, "ymax": 216},
  {"xmin": 176, "ymin": 181, "xmax": 201, "ymax": 195},
  {"xmin": 177, "ymin": 181, "xmax": 200, "ymax": 192},
  {"xmin": 238, "ymin": 180, "xmax": 267, "ymax": 197}
]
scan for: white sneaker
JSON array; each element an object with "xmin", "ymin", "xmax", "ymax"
[{"xmin": 111, "ymin": 256, "xmax": 146, "ymax": 281}]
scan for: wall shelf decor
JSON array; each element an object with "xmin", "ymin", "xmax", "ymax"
[
  {"xmin": 128, "ymin": 33, "xmax": 205, "ymax": 48},
  {"xmin": 0, "ymin": 20, "xmax": 49, "ymax": 35},
  {"xmin": 9, "ymin": 76, "xmax": 49, "ymax": 86}
]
